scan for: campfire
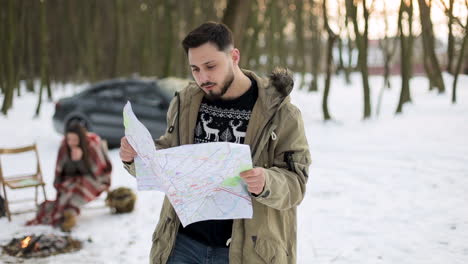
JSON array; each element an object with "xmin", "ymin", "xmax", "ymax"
[{"xmin": 2, "ymin": 234, "xmax": 82, "ymax": 258}]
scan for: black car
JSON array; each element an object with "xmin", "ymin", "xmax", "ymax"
[{"xmin": 53, "ymin": 78, "xmax": 180, "ymax": 147}]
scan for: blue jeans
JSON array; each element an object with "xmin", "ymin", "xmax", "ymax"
[{"xmin": 166, "ymin": 233, "xmax": 229, "ymax": 264}]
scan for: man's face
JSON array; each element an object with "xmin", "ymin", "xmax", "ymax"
[{"xmin": 188, "ymin": 42, "xmax": 235, "ymax": 100}]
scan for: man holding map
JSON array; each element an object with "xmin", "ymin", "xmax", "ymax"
[{"xmin": 120, "ymin": 22, "xmax": 310, "ymax": 264}]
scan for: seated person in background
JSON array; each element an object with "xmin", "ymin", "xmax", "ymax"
[{"xmin": 27, "ymin": 122, "xmax": 112, "ymax": 231}]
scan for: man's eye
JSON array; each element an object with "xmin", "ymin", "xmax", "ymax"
[
  {"xmin": 192, "ymin": 68, "xmax": 200, "ymax": 72},
  {"xmin": 207, "ymin": 65, "xmax": 216, "ymax": 69}
]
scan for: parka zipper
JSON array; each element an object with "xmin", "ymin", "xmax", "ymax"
[{"xmin": 167, "ymin": 92, "xmax": 181, "ymax": 146}]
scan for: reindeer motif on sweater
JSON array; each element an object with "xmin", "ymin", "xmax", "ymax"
[{"xmin": 194, "ymin": 78, "xmax": 258, "ymax": 145}]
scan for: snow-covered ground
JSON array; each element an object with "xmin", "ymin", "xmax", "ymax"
[{"xmin": 0, "ymin": 74, "xmax": 467, "ymax": 263}]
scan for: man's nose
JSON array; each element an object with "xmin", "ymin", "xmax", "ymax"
[{"xmin": 199, "ymin": 70, "xmax": 210, "ymax": 84}]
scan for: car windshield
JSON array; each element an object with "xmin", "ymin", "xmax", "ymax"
[{"xmin": 75, "ymin": 80, "xmax": 122, "ymax": 97}]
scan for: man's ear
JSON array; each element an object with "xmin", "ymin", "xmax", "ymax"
[{"xmin": 231, "ymin": 48, "xmax": 240, "ymax": 66}]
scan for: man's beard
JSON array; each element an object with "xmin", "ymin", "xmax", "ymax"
[{"xmin": 201, "ymin": 69, "xmax": 235, "ymax": 101}]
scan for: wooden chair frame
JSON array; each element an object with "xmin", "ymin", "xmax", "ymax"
[{"xmin": 0, "ymin": 144, "xmax": 47, "ymax": 221}]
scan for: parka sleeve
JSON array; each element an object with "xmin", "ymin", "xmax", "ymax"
[{"xmin": 254, "ymin": 105, "xmax": 311, "ymax": 210}]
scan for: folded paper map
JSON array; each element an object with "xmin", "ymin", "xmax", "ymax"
[{"xmin": 123, "ymin": 101, "xmax": 253, "ymax": 226}]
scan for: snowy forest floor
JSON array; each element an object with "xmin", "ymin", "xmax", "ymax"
[{"xmin": 0, "ymin": 73, "xmax": 467, "ymax": 264}]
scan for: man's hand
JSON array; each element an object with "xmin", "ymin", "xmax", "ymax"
[
  {"xmin": 119, "ymin": 137, "xmax": 137, "ymax": 162},
  {"xmin": 70, "ymin": 147, "xmax": 83, "ymax": 161},
  {"xmin": 240, "ymin": 167, "xmax": 266, "ymax": 195}
]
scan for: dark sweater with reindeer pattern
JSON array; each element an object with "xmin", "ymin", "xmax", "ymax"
[{"xmin": 178, "ymin": 76, "xmax": 258, "ymax": 248}]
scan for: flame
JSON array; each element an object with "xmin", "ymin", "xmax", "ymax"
[{"xmin": 20, "ymin": 236, "xmax": 32, "ymax": 248}]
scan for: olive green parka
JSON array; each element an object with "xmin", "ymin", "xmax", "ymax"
[{"xmin": 124, "ymin": 68, "xmax": 311, "ymax": 263}]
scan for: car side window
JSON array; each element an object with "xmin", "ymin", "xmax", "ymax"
[
  {"xmin": 126, "ymin": 83, "xmax": 163, "ymax": 106},
  {"xmin": 139, "ymin": 90, "xmax": 163, "ymax": 106},
  {"xmin": 94, "ymin": 86, "xmax": 125, "ymax": 100},
  {"xmin": 124, "ymin": 83, "xmax": 146, "ymax": 97}
]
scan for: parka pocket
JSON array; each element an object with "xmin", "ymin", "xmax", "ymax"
[{"xmin": 254, "ymin": 237, "xmax": 289, "ymax": 264}]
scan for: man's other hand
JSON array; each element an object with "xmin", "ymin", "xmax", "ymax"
[{"xmin": 240, "ymin": 167, "xmax": 266, "ymax": 195}]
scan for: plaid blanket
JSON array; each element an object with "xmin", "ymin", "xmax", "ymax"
[{"xmin": 27, "ymin": 133, "xmax": 112, "ymax": 227}]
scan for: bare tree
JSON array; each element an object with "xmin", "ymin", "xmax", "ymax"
[
  {"xmin": 322, "ymin": 0, "xmax": 336, "ymax": 121},
  {"xmin": 380, "ymin": 2, "xmax": 398, "ymax": 90},
  {"xmin": 294, "ymin": 0, "xmax": 306, "ymax": 89},
  {"xmin": 346, "ymin": 0, "xmax": 374, "ymax": 119},
  {"xmin": 240, "ymin": 0, "xmax": 260, "ymax": 68},
  {"xmin": 336, "ymin": 1, "xmax": 346, "ymax": 76},
  {"xmin": 24, "ymin": 0, "xmax": 36, "ymax": 93},
  {"xmin": 447, "ymin": 0, "xmax": 455, "ymax": 73},
  {"xmin": 223, "ymin": 0, "xmax": 252, "ymax": 48},
  {"xmin": 437, "ymin": 0, "xmax": 456, "ymax": 73},
  {"xmin": 396, "ymin": 0, "xmax": 414, "ymax": 114},
  {"xmin": 376, "ymin": 1, "xmax": 398, "ymax": 116},
  {"xmin": 35, "ymin": 0, "xmax": 51, "ymax": 116},
  {"xmin": 418, "ymin": 0, "xmax": 445, "ymax": 93},
  {"xmin": 308, "ymin": 0, "xmax": 321, "ymax": 92},
  {"xmin": 265, "ymin": 0, "xmax": 288, "ymax": 72},
  {"xmin": 451, "ymin": 0, "xmax": 468, "ymax": 103},
  {"xmin": 344, "ymin": 18, "xmax": 355, "ymax": 85},
  {"xmin": 1, "ymin": 0, "xmax": 16, "ymax": 114}
]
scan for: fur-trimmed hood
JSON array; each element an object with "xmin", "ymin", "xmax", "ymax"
[
  {"xmin": 242, "ymin": 68, "xmax": 294, "ymax": 115},
  {"xmin": 267, "ymin": 67, "xmax": 294, "ymax": 97}
]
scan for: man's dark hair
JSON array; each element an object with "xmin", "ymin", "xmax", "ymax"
[{"xmin": 182, "ymin": 22, "xmax": 234, "ymax": 54}]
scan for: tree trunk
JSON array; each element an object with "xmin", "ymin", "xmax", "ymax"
[
  {"xmin": 346, "ymin": 0, "xmax": 372, "ymax": 119},
  {"xmin": 417, "ymin": 0, "xmax": 445, "ymax": 93},
  {"xmin": 170, "ymin": 1, "xmax": 182, "ymax": 77},
  {"xmin": 35, "ymin": 0, "xmax": 49, "ymax": 116},
  {"xmin": 276, "ymin": 2, "xmax": 288, "ymax": 67},
  {"xmin": 25, "ymin": 0, "xmax": 35, "ymax": 93},
  {"xmin": 265, "ymin": 0, "xmax": 275, "ymax": 72},
  {"xmin": 85, "ymin": 1, "xmax": 97, "ymax": 82},
  {"xmin": 323, "ymin": 36, "xmax": 334, "ymax": 121},
  {"xmin": 447, "ymin": 0, "xmax": 455, "ymax": 74},
  {"xmin": 114, "ymin": 0, "xmax": 127, "ymax": 77},
  {"xmin": 344, "ymin": 22, "xmax": 353, "ymax": 85},
  {"xmin": 396, "ymin": 0, "xmax": 414, "ymax": 114},
  {"xmin": 452, "ymin": 14, "xmax": 468, "ymax": 103},
  {"xmin": 294, "ymin": 0, "xmax": 305, "ymax": 89},
  {"xmin": 322, "ymin": 0, "xmax": 335, "ymax": 121},
  {"xmin": 223, "ymin": 0, "xmax": 251, "ymax": 47},
  {"xmin": 241, "ymin": 1, "xmax": 261, "ymax": 68},
  {"xmin": 380, "ymin": 1, "xmax": 397, "ymax": 90},
  {"xmin": 1, "ymin": 0, "xmax": 16, "ymax": 115},
  {"xmin": 44, "ymin": 0, "xmax": 52, "ymax": 101},
  {"xmin": 162, "ymin": 0, "xmax": 174, "ymax": 77},
  {"xmin": 377, "ymin": 1, "xmax": 398, "ymax": 116},
  {"xmin": 336, "ymin": 3, "xmax": 345, "ymax": 75},
  {"xmin": 308, "ymin": 0, "xmax": 320, "ymax": 92}
]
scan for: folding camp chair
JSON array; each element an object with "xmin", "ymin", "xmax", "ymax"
[{"xmin": 0, "ymin": 144, "xmax": 47, "ymax": 221}]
